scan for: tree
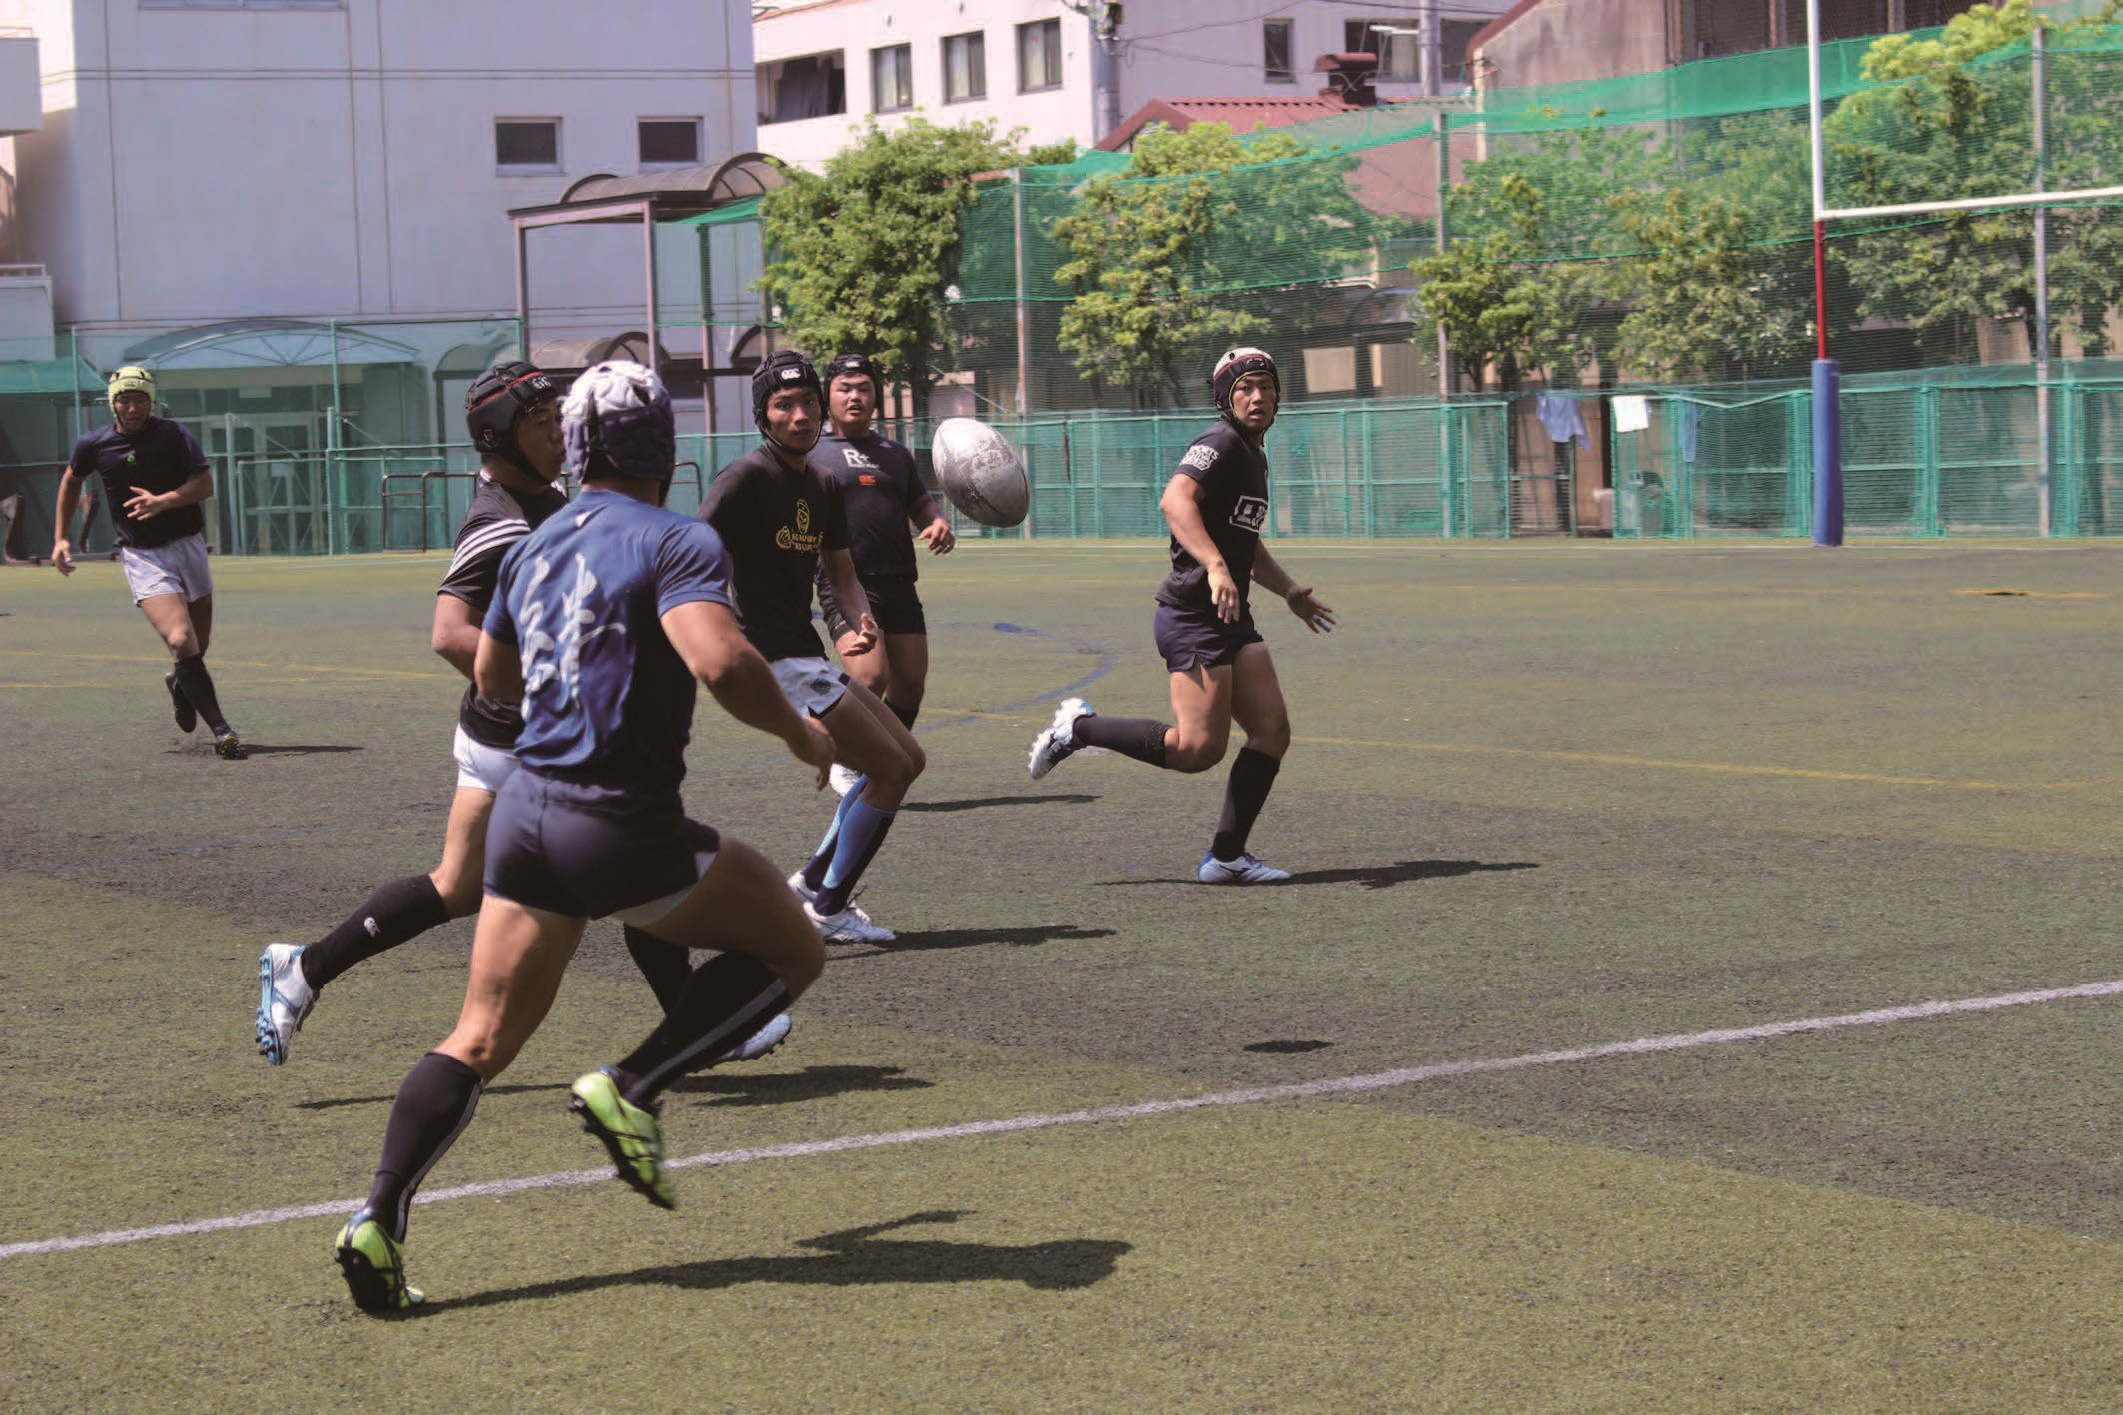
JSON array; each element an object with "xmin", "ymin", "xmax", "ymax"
[
  {"xmin": 1049, "ymin": 122, "xmax": 1377, "ymax": 404},
  {"xmin": 1826, "ymin": 0, "xmax": 2123, "ymax": 359},
  {"xmin": 758, "ymin": 118, "xmax": 1024, "ymax": 405},
  {"xmin": 1410, "ymin": 175, "xmax": 1573, "ymax": 391}
]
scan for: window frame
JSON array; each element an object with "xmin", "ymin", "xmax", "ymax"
[
  {"xmin": 1263, "ymin": 18, "xmax": 1295, "ymax": 84},
  {"xmin": 1016, "ymin": 18, "xmax": 1062, "ymax": 94},
  {"xmin": 871, "ymin": 42, "xmax": 914, "ymax": 113},
  {"xmin": 942, "ymin": 29, "xmax": 987, "ymax": 104},
  {"xmin": 1345, "ymin": 19, "xmax": 1421, "ymax": 83},
  {"xmin": 637, "ymin": 117, "xmax": 702, "ymax": 170},
  {"xmin": 494, "ymin": 117, "xmax": 562, "ymax": 176}
]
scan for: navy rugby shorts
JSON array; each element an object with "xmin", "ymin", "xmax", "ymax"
[
  {"xmin": 821, "ymin": 575, "xmax": 926, "ymax": 640},
  {"xmin": 1153, "ymin": 601, "xmax": 1264, "ymax": 674},
  {"xmin": 484, "ymin": 769, "xmax": 720, "ymax": 922}
]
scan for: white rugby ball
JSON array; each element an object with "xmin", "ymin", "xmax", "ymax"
[{"xmin": 931, "ymin": 417, "xmax": 1029, "ymax": 528}]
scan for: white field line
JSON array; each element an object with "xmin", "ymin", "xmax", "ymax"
[{"xmin": 7, "ymin": 977, "xmax": 2122, "ymax": 1261}]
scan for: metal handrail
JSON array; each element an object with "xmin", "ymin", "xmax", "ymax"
[{"xmin": 380, "ymin": 469, "xmax": 475, "ymax": 552}]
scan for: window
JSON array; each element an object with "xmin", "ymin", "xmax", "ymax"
[
  {"xmin": 1345, "ymin": 20, "xmax": 1420, "ymax": 82},
  {"xmin": 142, "ymin": 1, "xmax": 342, "ymax": 9},
  {"xmin": 495, "ymin": 119, "xmax": 560, "ymax": 174},
  {"xmin": 1017, "ymin": 19, "xmax": 1061, "ymax": 93},
  {"xmin": 872, "ymin": 44, "xmax": 913, "ymax": 113},
  {"xmin": 1440, "ymin": 20, "xmax": 1484, "ymax": 86},
  {"xmin": 638, "ymin": 118, "xmax": 700, "ymax": 169},
  {"xmin": 943, "ymin": 30, "xmax": 986, "ymax": 103},
  {"xmin": 1264, "ymin": 19, "xmax": 1294, "ymax": 83},
  {"xmin": 759, "ymin": 52, "xmax": 846, "ymax": 124}
]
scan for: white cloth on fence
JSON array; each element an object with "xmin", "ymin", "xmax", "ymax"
[{"xmin": 1611, "ymin": 394, "xmax": 1651, "ymax": 434}]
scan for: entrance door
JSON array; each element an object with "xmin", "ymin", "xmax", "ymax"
[{"xmin": 188, "ymin": 412, "xmax": 333, "ymax": 556}]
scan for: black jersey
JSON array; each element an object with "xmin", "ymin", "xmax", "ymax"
[
  {"xmin": 699, "ymin": 444, "xmax": 849, "ymax": 662},
  {"xmin": 1155, "ymin": 414, "xmax": 1271, "ymax": 613},
  {"xmin": 67, "ymin": 418, "xmax": 209, "ymax": 550},
  {"xmin": 436, "ymin": 472, "xmax": 569, "ymax": 750},
  {"xmin": 808, "ymin": 427, "xmax": 926, "ymax": 582}
]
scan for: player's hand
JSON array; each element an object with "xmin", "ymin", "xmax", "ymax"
[
  {"xmin": 123, "ymin": 487, "xmax": 173, "ymax": 520},
  {"xmin": 789, "ymin": 716, "xmax": 836, "ymax": 787},
  {"xmin": 51, "ymin": 540, "xmax": 74, "ymax": 576},
  {"xmin": 918, "ymin": 518, "xmax": 955, "ymax": 555},
  {"xmin": 1207, "ymin": 563, "xmax": 1241, "ymax": 624},
  {"xmin": 1285, "ymin": 585, "xmax": 1335, "ymax": 633},
  {"xmin": 842, "ymin": 612, "xmax": 880, "ymax": 656}
]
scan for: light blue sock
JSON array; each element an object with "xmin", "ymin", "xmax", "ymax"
[
  {"xmin": 802, "ymin": 776, "xmax": 868, "ymax": 891},
  {"xmin": 815, "ymin": 797, "xmax": 898, "ymax": 916}
]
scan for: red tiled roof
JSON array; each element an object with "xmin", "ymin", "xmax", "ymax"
[{"xmin": 1096, "ymin": 96, "xmax": 1382, "ymax": 152}]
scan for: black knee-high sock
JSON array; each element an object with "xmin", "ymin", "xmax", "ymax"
[
  {"xmin": 170, "ymin": 653, "xmax": 231, "ymax": 735},
  {"xmin": 887, "ymin": 700, "xmax": 919, "ymax": 731},
  {"xmin": 1210, "ymin": 747, "xmax": 1282, "ymax": 862},
  {"xmin": 622, "ymin": 924, "xmax": 693, "ymax": 1012},
  {"xmin": 302, "ymin": 874, "xmax": 451, "ymax": 991},
  {"xmin": 301, "ymin": 878, "xmax": 450, "ymax": 992},
  {"xmin": 1073, "ymin": 714, "xmax": 1171, "ymax": 767},
  {"xmin": 612, "ymin": 953, "xmax": 789, "ymax": 1107},
  {"xmin": 364, "ymin": 1051, "xmax": 483, "ymax": 1241}
]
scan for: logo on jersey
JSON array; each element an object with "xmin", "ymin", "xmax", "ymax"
[
  {"xmin": 841, "ymin": 448, "xmax": 878, "ymax": 470},
  {"xmin": 1230, "ymin": 495, "xmax": 1268, "ymax": 533},
  {"xmin": 775, "ymin": 497, "xmax": 823, "ymax": 553},
  {"xmin": 517, "ymin": 552, "xmax": 627, "ymax": 702},
  {"xmin": 859, "ymin": 474, "xmax": 878, "ymax": 487},
  {"xmin": 1181, "ymin": 444, "xmax": 1219, "ymax": 473}
]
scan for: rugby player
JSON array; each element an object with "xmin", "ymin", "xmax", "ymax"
[
  {"xmin": 700, "ymin": 351, "xmax": 925, "ymax": 945},
  {"xmin": 333, "ymin": 361, "xmax": 834, "ymax": 1312},
  {"xmin": 254, "ymin": 362, "xmax": 732, "ymax": 1067},
  {"xmin": 52, "ymin": 365, "xmax": 247, "ymax": 759},
  {"xmin": 809, "ymin": 352, "xmax": 954, "ymax": 795},
  {"xmin": 1027, "ymin": 348, "xmax": 1334, "ymax": 883}
]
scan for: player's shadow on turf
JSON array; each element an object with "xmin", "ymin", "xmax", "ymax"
[
  {"xmin": 435, "ymin": 1211, "xmax": 1130, "ymax": 1313},
  {"xmin": 664, "ymin": 1063, "xmax": 934, "ymax": 1105},
  {"xmin": 1095, "ymin": 859, "xmax": 1539, "ymax": 890},
  {"xmin": 833, "ymin": 923, "xmax": 1117, "ymax": 958},
  {"xmin": 901, "ymin": 793, "xmax": 1098, "ymax": 813},
  {"xmin": 179, "ymin": 743, "xmax": 366, "ymax": 757}
]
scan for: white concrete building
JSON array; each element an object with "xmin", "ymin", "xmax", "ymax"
[
  {"xmin": 752, "ymin": 0, "xmax": 1512, "ymax": 171},
  {"xmin": 1, "ymin": 0, "xmax": 756, "ymax": 364}
]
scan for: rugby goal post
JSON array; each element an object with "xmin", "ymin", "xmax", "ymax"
[{"xmin": 1806, "ymin": 3, "xmax": 2110, "ymax": 541}]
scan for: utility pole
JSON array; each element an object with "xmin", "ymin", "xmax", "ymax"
[{"xmin": 1067, "ymin": 1, "xmax": 1124, "ymax": 142}]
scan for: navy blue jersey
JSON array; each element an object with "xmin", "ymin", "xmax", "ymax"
[
  {"xmin": 67, "ymin": 418, "xmax": 209, "ymax": 550},
  {"xmin": 698, "ymin": 443, "xmax": 850, "ymax": 662},
  {"xmin": 483, "ymin": 488, "xmax": 734, "ymax": 793},
  {"xmin": 1156, "ymin": 414, "xmax": 1270, "ymax": 613},
  {"xmin": 808, "ymin": 427, "xmax": 927, "ymax": 582},
  {"xmin": 437, "ymin": 473, "xmax": 570, "ymax": 751}
]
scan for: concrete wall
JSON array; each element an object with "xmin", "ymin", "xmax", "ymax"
[
  {"xmin": 1470, "ymin": 0, "xmax": 1676, "ymax": 91},
  {"xmin": 2, "ymin": 0, "xmax": 755, "ymax": 338}
]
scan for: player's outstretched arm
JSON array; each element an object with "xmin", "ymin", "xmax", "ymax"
[
  {"xmin": 124, "ymin": 466, "xmax": 213, "ymax": 522},
  {"xmin": 1252, "ymin": 545, "xmax": 1336, "ymax": 634},
  {"xmin": 662, "ymin": 599, "xmax": 835, "ymax": 783},
  {"xmin": 910, "ymin": 494, "xmax": 955, "ymax": 555}
]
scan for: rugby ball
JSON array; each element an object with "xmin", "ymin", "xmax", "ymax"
[{"xmin": 932, "ymin": 417, "xmax": 1029, "ymax": 528}]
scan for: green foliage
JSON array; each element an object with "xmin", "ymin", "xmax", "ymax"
[
  {"xmin": 1411, "ymin": 176, "xmax": 1569, "ymax": 391},
  {"xmin": 1609, "ymin": 188, "xmax": 1805, "ymax": 380},
  {"xmin": 758, "ymin": 118, "xmax": 1023, "ymax": 394},
  {"xmin": 1829, "ymin": 0, "xmax": 2123, "ymax": 359},
  {"xmin": 1049, "ymin": 123, "xmax": 1377, "ymax": 402}
]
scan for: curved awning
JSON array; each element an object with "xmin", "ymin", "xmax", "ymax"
[
  {"xmin": 513, "ymin": 153, "xmax": 787, "ymax": 227},
  {"xmin": 123, "ymin": 319, "xmax": 421, "ymax": 371}
]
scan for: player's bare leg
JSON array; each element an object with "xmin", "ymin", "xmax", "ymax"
[
  {"xmin": 143, "ymin": 589, "xmax": 242, "ymax": 757},
  {"xmin": 1199, "ymin": 643, "xmax": 1292, "ymax": 882}
]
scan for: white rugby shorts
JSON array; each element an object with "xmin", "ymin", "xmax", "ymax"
[
  {"xmin": 771, "ymin": 655, "xmax": 850, "ymax": 717},
  {"xmin": 452, "ymin": 723, "xmax": 522, "ymax": 794},
  {"xmin": 119, "ymin": 533, "xmax": 213, "ymax": 605}
]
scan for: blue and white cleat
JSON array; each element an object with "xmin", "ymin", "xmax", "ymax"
[
  {"xmin": 1196, "ymin": 850, "xmax": 1292, "ymax": 885},
  {"xmin": 255, "ymin": 941, "xmax": 316, "ymax": 1065},
  {"xmin": 1028, "ymin": 697, "xmax": 1095, "ymax": 780},
  {"xmin": 714, "ymin": 1011, "xmax": 793, "ymax": 1064}
]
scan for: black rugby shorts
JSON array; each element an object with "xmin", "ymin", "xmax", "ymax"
[
  {"xmin": 485, "ymin": 770, "xmax": 720, "ymax": 919},
  {"xmin": 821, "ymin": 575, "xmax": 926, "ymax": 640},
  {"xmin": 1153, "ymin": 601, "xmax": 1264, "ymax": 674}
]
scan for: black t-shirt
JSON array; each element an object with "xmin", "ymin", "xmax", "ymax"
[
  {"xmin": 698, "ymin": 443, "xmax": 850, "ymax": 662},
  {"xmin": 808, "ymin": 427, "xmax": 927, "ymax": 582},
  {"xmin": 67, "ymin": 418, "xmax": 209, "ymax": 550},
  {"xmin": 436, "ymin": 472, "xmax": 569, "ymax": 749},
  {"xmin": 1156, "ymin": 414, "xmax": 1271, "ymax": 613}
]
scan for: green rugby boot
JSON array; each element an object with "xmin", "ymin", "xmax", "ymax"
[
  {"xmin": 334, "ymin": 1208, "xmax": 424, "ymax": 1313},
  {"xmin": 569, "ymin": 1067, "xmax": 675, "ymax": 1210}
]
